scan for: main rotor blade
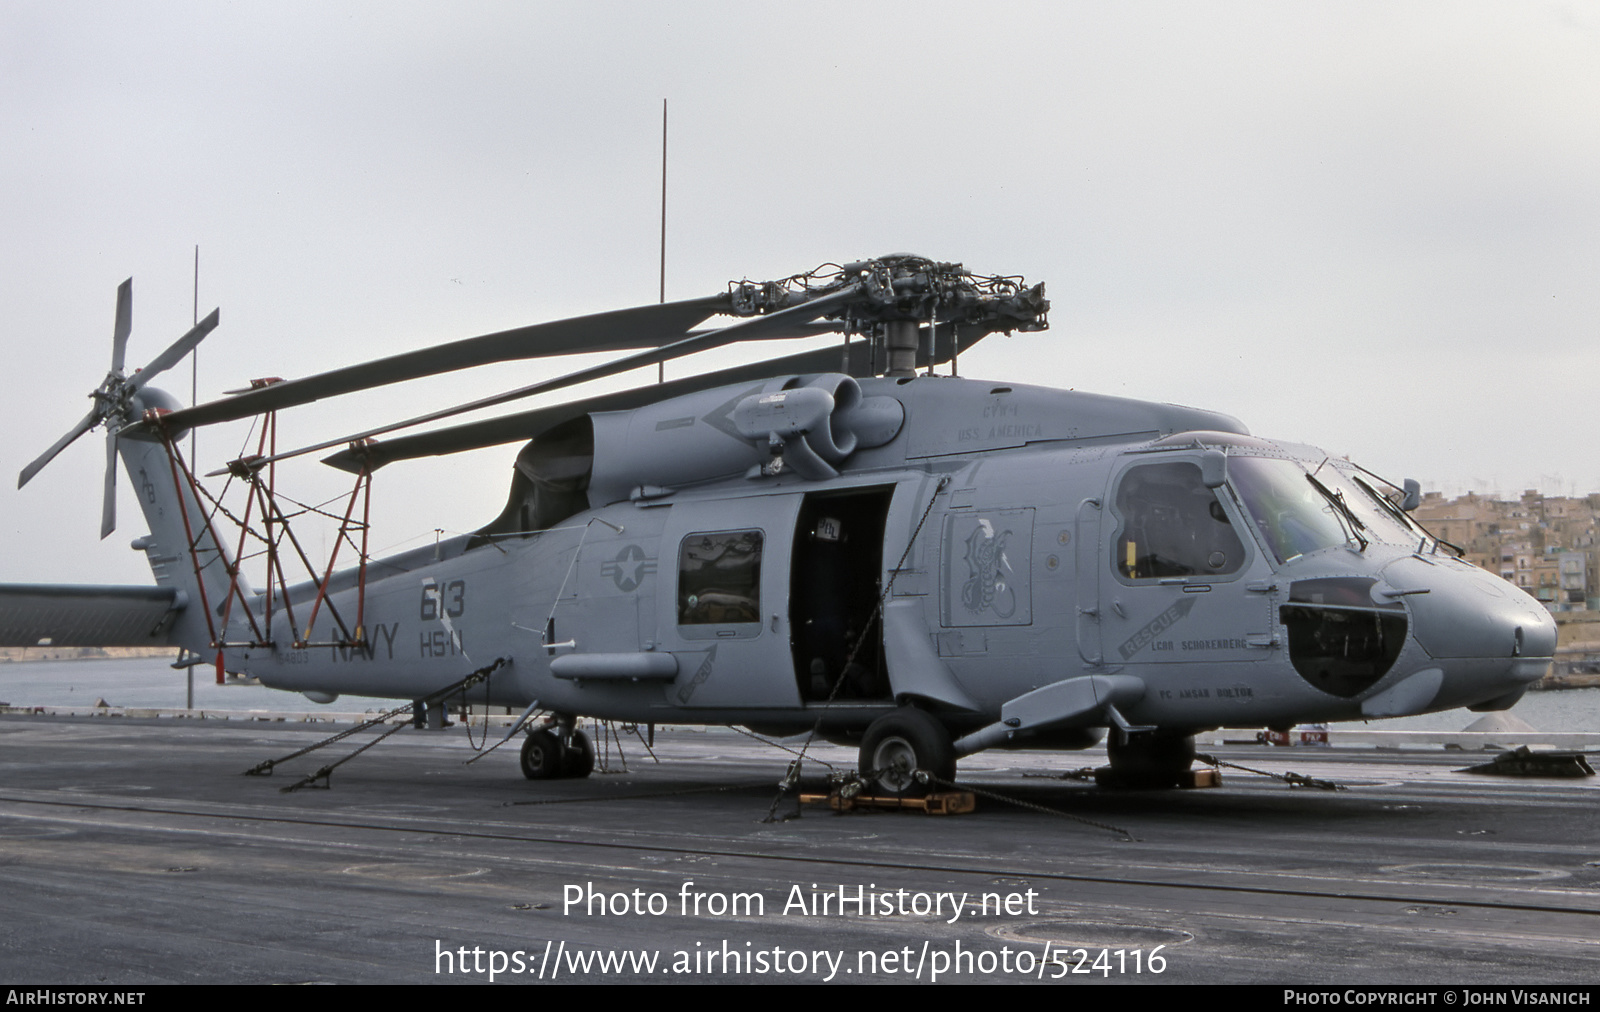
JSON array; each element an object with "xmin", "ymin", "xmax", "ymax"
[
  {"xmin": 18, "ymin": 408, "xmax": 100, "ymax": 489},
  {"xmin": 218, "ymin": 285, "xmax": 860, "ymax": 475},
  {"xmin": 99, "ymin": 430, "xmax": 118, "ymax": 540},
  {"xmin": 126, "ymin": 308, "xmax": 220, "ymax": 394},
  {"xmin": 320, "ymin": 317, "xmax": 989, "ymax": 473},
  {"xmin": 320, "ymin": 341, "xmax": 873, "ymax": 472},
  {"xmin": 155, "ymin": 295, "xmax": 731, "ymax": 432},
  {"xmin": 110, "ymin": 278, "xmax": 132, "ymax": 374}
]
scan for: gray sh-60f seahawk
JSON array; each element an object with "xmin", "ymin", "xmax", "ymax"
[{"xmin": 6, "ymin": 255, "xmax": 1556, "ymax": 792}]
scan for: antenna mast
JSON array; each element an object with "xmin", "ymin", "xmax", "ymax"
[
  {"xmin": 188, "ymin": 243, "xmax": 200, "ymax": 708},
  {"xmin": 658, "ymin": 98, "xmax": 667, "ymax": 383}
]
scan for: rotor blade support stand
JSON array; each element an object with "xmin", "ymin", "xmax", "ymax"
[
  {"xmin": 147, "ymin": 396, "xmax": 380, "ymax": 666},
  {"xmin": 296, "ymin": 447, "xmax": 375, "ymax": 652}
]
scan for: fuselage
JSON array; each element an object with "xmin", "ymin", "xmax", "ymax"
[{"xmin": 135, "ymin": 373, "xmax": 1552, "ymax": 744}]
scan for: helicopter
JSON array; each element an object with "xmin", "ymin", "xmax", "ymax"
[{"xmin": 5, "ymin": 254, "xmax": 1558, "ymax": 792}]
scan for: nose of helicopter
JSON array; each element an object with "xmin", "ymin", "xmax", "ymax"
[{"xmin": 1380, "ymin": 554, "xmax": 1557, "ymax": 704}]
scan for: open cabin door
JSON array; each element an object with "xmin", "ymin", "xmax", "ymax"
[{"xmin": 791, "ymin": 486, "xmax": 895, "ymax": 703}]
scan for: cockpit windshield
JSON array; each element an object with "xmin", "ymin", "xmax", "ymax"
[
  {"xmin": 1321, "ymin": 466, "xmax": 1428, "ymax": 549},
  {"xmin": 1227, "ymin": 456, "xmax": 1423, "ymax": 565}
]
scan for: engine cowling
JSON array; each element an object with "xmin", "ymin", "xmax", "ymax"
[{"xmin": 587, "ymin": 374, "xmax": 904, "ymax": 506}]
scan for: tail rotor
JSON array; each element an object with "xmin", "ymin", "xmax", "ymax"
[{"xmin": 17, "ymin": 278, "xmax": 219, "ymax": 538}]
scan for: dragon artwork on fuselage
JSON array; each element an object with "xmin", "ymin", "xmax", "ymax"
[{"xmin": 4, "ymin": 255, "xmax": 1557, "ymax": 793}]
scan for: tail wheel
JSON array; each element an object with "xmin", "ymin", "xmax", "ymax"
[
  {"xmin": 520, "ymin": 729, "xmax": 562, "ymax": 780},
  {"xmin": 562, "ymin": 728, "xmax": 595, "ymax": 778},
  {"xmin": 859, "ymin": 707, "xmax": 956, "ymax": 797}
]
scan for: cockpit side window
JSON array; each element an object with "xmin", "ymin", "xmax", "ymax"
[
  {"xmin": 678, "ymin": 530, "xmax": 763, "ymax": 625},
  {"xmin": 1111, "ymin": 461, "xmax": 1245, "ymax": 580}
]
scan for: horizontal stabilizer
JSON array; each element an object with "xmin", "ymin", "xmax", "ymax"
[{"xmin": 0, "ymin": 584, "xmax": 183, "ymax": 648}]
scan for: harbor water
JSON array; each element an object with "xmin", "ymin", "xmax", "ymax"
[
  {"xmin": 2, "ymin": 654, "xmax": 1598, "ymax": 732},
  {"xmin": 0, "ymin": 655, "xmax": 398, "ymax": 713}
]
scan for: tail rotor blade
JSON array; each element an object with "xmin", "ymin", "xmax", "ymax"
[
  {"xmin": 100, "ymin": 430, "xmax": 118, "ymax": 540},
  {"xmin": 18, "ymin": 408, "xmax": 100, "ymax": 489},
  {"xmin": 127, "ymin": 308, "xmax": 219, "ymax": 393},
  {"xmin": 111, "ymin": 278, "xmax": 132, "ymax": 374}
]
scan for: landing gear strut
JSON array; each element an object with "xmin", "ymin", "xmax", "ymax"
[{"xmin": 561, "ymin": 728, "xmax": 595, "ymax": 778}]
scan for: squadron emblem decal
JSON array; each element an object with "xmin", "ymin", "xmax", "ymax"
[{"xmin": 961, "ymin": 519, "xmax": 1017, "ymax": 619}]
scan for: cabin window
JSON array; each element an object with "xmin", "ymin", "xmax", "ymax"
[
  {"xmin": 1112, "ymin": 461, "xmax": 1246, "ymax": 580},
  {"xmin": 678, "ymin": 530, "xmax": 763, "ymax": 625}
]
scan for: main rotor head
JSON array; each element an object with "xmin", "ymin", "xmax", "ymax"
[
  {"xmin": 727, "ymin": 253, "xmax": 1048, "ymax": 334},
  {"xmin": 727, "ymin": 254, "xmax": 1047, "ymax": 379}
]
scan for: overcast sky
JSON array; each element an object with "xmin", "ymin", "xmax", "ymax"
[{"xmin": 4, "ymin": 1, "xmax": 1598, "ymax": 585}]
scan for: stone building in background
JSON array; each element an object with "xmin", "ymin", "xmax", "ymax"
[{"xmin": 1413, "ymin": 490, "xmax": 1600, "ymax": 613}]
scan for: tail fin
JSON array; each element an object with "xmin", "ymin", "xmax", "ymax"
[{"xmin": 119, "ymin": 388, "xmax": 256, "ymax": 655}]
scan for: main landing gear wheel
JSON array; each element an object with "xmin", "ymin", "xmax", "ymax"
[
  {"xmin": 520, "ymin": 729, "xmax": 562, "ymax": 780},
  {"xmin": 1097, "ymin": 731, "xmax": 1196, "ymax": 789},
  {"xmin": 561, "ymin": 728, "xmax": 595, "ymax": 778},
  {"xmin": 520, "ymin": 727, "xmax": 595, "ymax": 780},
  {"xmin": 858, "ymin": 707, "xmax": 956, "ymax": 798}
]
